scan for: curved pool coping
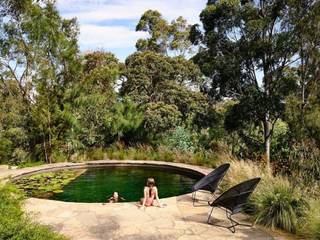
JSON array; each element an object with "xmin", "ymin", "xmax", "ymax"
[{"xmin": 1, "ymin": 160, "xmax": 211, "ymax": 185}]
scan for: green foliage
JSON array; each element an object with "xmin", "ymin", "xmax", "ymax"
[
  {"xmin": 80, "ymin": 144, "xmax": 221, "ymax": 167},
  {"xmin": 144, "ymin": 102, "xmax": 182, "ymax": 136},
  {"xmin": 0, "ymin": 80, "xmax": 33, "ymax": 164},
  {"xmin": 305, "ymin": 105, "xmax": 320, "ymax": 143},
  {"xmin": 135, "ymin": 10, "xmax": 170, "ymax": 54},
  {"xmin": 17, "ymin": 161, "xmax": 44, "ymax": 169},
  {"xmin": 271, "ymin": 127, "xmax": 320, "ymax": 189},
  {"xmin": 104, "ymin": 98, "xmax": 144, "ymax": 143},
  {"xmin": 191, "ymin": 0, "xmax": 314, "ymax": 164},
  {"xmin": 0, "ymin": 137, "xmax": 13, "ymax": 163},
  {"xmin": 0, "ymin": 0, "xmax": 81, "ymax": 164},
  {"xmin": 122, "ymin": 50, "xmax": 203, "ymax": 134},
  {"xmin": 86, "ymin": 148, "xmax": 106, "ymax": 160},
  {"xmin": 121, "ymin": 51, "xmax": 174, "ymax": 103},
  {"xmin": 300, "ymin": 200, "xmax": 320, "ymax": 239},
  {"xmin": 0, "ymin": 183, "xmax": 67, "ymax": 240},
  {"xmin": 253, "ymin": 179, "xmax": 308, "ymax": 233},
  {"xmin": 68, "ymin": 51, "xmax": 123, "ymax": 149},
  {"xmin": 135, "ymin": 10, "xmax": 192, "ymax": 55},
  {"xmin": 163, "ymin": 127, "xmax": 195, "ymax": 152}
]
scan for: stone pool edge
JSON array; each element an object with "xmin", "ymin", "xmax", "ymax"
[{"xmin": 0, "ymin": 160, "xmax": 211, "ymax": 182}]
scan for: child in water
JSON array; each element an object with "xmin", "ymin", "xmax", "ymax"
[{"xmin": 107, "ymin": 192, "xmax": 125, "ymax": 203}]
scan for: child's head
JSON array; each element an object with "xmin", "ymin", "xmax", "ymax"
[
  {"xmin": 146, "ymin": 178, "xmax": 155, "ymax": 187},
  {"xmin": 113, "ymin": 192, "xmax": 119, "ymax": 198}
]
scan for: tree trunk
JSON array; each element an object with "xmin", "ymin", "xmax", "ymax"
[
  {"xmin": 300, "ymin": 47, "xmax": 306, "ymax": 127},
  {"xmin": 263, "ymin": 113, "xmax": 271, "ymax": 170},
  {"xmin": 43, "ymin": 136, "xmax": 49, "ymax": 163},
  {"xmin": 48, "ymin": 132, "xmax": 52, "ymax": 164}
]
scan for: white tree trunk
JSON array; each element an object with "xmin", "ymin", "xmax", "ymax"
[{"xmin": 264, "ymin": 113, "xmax": 271, "ymax": 170}]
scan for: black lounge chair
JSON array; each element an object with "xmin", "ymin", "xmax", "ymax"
[
  {"xmin": 191, "ymin": 163, "xmax": 230, "ymax": 206},
  {"xmin": 207, "ymin": 177, "xmax": 261, "ymax": 233}
]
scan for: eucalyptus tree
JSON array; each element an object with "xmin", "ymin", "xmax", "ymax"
[
  {"xmin": 0, "ymin": 0, "xmax": 81, "ymax": 163},
  {"xmin": 125, "ymin": 10, "xmax": 213, "ymax": 138},
  {"xmin": 135, "ymin": 10, "xmax": 193, "ymax": 56},
  {"xmin": 0, "ymin": 0, "xmax": 35, "ymax": 103},
  {"xmin": 190, "ymin": 0, "xmax": 309, "ymax": 167},
  {"xmin": 285, "ymin": 0, "xmax": 320, "ymax": 139}
]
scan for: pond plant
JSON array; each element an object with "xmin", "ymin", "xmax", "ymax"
[{"xmin": 13, "ymin": 170, "xmax": 84, "ymax": 198}]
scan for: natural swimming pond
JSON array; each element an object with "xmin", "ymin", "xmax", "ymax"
[{"xmin": 15, "ymin": 166, "xmax": 202, "ymax": 203}]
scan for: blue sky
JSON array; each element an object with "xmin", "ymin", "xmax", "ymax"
[{"xmin": 57, "ymin": 0, "xmax": 207, "ymax": 61}]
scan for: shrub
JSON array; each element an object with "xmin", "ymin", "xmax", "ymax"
[
  {"xmin": 219, "ymin": 159, "xmax": 271, "ymax": 192},
  {"xmin": 156, "ymin": 146, "xmax": 175, "ymax": 162},
  {"xmin": 9, "ymin": 148, "xmax": 29, "ymax": 166},
  {"xmin": 18, "ymin": 161, "xmax": 44, "ymax": 169},
  {"xmin": 0, "ymin": 183, "xmax": 67, "ymax": 240},
  {"xmin": 300, "ymin": 200, "xmax": 320, "ymax": 239},
  {"xmin": 144, "ymin": 102, "xmax": 182, "ymax": 136},
  {"xmin": 253, "ymin": 179, "xmax": 308, "ymax": 233},
  {"xmin": 52, "ymin": 150, "xmax": 68, "ymax": 163},
  {"xmin": 86, "ymin": 148, "xmax": 106, "ymax": 160},
  {"xmin": 163, "ymin": 127, "xmax": 195, "ymax": 152},
  {"xmin": 0, "ymin": 137, "xmax": 13, "ymax": 164},
  {"xmin": 103, "ymin": 143, "xmax": 221, "ymax": 167}
]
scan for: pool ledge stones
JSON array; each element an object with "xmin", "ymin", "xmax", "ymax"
[
  {"xmin": 0, "ymin": 160, "xmax": 210, "ymax": 181},
  {"xmin": 0, "ymin": 160, "xmax": 292, "ymax": 240}
]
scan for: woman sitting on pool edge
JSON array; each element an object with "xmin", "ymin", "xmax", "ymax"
[{"xmin": 140, "ymin": 178, "xmax": 164, "ymax": 208}]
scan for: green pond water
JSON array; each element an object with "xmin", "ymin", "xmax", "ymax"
[{"xmin": 49, "ymin": 166, "xmax": 202, "ymax": 203}]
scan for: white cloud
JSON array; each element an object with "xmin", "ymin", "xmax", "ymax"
[
  {"xmin": 79, "ymin": 24, "xmax": 147, "ymax": 49},
  {"xmin": 57, "ymin": 0, "xmax": 207, "ymax": 59},
  {"xmin": 57, "ymin": 0, "xmax": 205, "ymax": 24}
]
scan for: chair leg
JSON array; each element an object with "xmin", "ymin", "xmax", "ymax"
[
  {"xmin": 226, "ymin": 209, "xmax": 237, "ymax": 233},
  {"xmin": 192, "ymin": 191, "xmax": 211, "ymax": 207},
  {"xmin": 192, "ymin": 191, "xmax": 196, "ymax": 206},
  {"xmin": 207, "ymin": 207, "xmax": 214, "ymax": 223},
  {"xmin": 207, "ymin": 208, "xmax": 253, "ymax": 233},
  {"xmin": 227, "ymin": 212, "xmax": 253, "ymax": 228}
]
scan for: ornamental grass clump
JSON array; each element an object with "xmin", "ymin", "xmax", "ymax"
[
  {"xmin": 253, "ymin": 178, "xmax": 308, "ymax": 233},
  {"xmin": 219, "ymin": 159, "xmax": 272, "ymax": 192},
  {"xmin": 299, "ymin": 199, "xmax": 320, "ymax": 239}
]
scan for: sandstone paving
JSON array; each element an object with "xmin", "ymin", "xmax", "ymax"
[{"xmin": 24, "ymin": 195, "xmax": 277, "ymax": 240}]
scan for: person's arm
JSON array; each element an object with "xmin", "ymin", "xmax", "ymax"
[{"xmin": 154, "ymin": 187, "xmax": 163, "ymax": 208}]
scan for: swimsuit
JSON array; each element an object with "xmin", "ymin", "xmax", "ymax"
[{"xmin": 145, "ymin": 187, "xmax": 156, "ymax": 206}]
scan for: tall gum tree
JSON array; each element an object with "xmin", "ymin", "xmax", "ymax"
[
  {"xmin": 190, "ymin": 0, "xmax": 306, "ymax": 167},
  {"xmin": 135, "ymin": 10, "xmax": 193, "ymax": 57},
  {"xmin": 0, "ymin": 0, "xmax": 81, "ymax": 163}
]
